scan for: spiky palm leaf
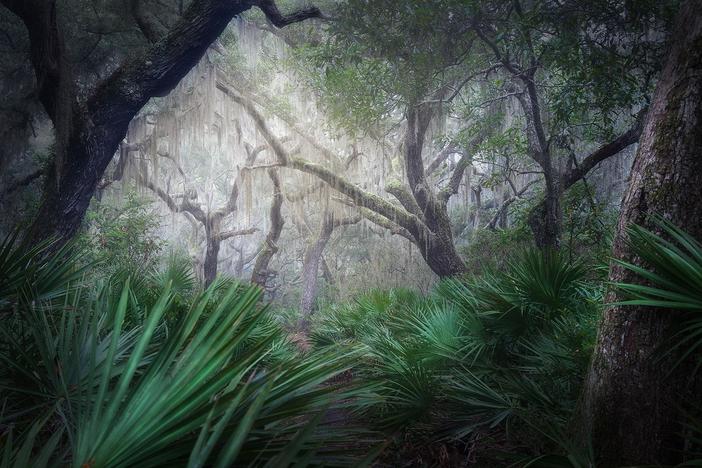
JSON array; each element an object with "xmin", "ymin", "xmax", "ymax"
[
  {"xmin": 614, "ymin": 218, "xmax": 702, "ymax": 370},
  {"xmin": 1, "ymin": 239, "xmax": 376, "ymax": 467},
  {"xmin": 0, "ymin": 232, "xmax": 88, "ymax": 311}
]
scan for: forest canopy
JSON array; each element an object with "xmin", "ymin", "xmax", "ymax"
[{"xmin": 1, "ymin": 0, "xmax": 701, "ymax": 466}]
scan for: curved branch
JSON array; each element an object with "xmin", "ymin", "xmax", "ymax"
[
  {"xmin": 386, "ymin": 181, "xmax": 424, "ymax": 219},
  {"xmin": 288, "ymin": 156, "xmax": 428, "ymax": 240},
  {"xmin": 214, "ymin": 140, "xmax": 267, "ymax": 220},
  {"xmin": 439, "ymin": 131, "xmax": 491, "ymax": 203},
  {"xmin": 562, "ymin": 112, "xmax": 646, "ymax": 189},
  {"xmin": 485, "ymin": 179, "xmax": 539, "ymax": 230},
  {"xmin": 357, "ymin": 207, "xmax": 414, "ymax": 243},
  {"xmin": 88, "ymin": 0, "xmax": 322, "ymax": 130},
  {"xmin": 252, "ymin": 0, "xmax": 324, "ymax": 28},
  {"xmin": 231, "ymin": 90, "xmax": 431, "ymax": 241},
  {"xmin": 139, "ymin": 173, "xmax": 207, "ymax": 223},
  {"xmin": 330, "ymin": 213, "xmax": 362, "ymax": 229},
  {"xmin": 426, "ymin": 141, "xmax": 460, "ymax": 176}
]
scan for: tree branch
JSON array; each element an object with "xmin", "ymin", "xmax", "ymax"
[
  {"xmin": 439, "ymin": 130, "xmax": 491, "ymax": 203},
  {"xmin": 138, "ymin": 173, "xmax": 207, "ymax": 223},
  {"xmin": 386, "ymin": 180, "xmax": 424, "ymax": 219},
  {"xmin": 426, "ymin": 141, "xmax": 460, "ymax": 176},
  {"xmin": 357, "ymin": 207, "xmax": 414, "ymax": 242},
  {"xmin": 562, "ymin": 112, "xmax": 646, "ymax": 189},
  {"xmin": 230, "ymin": 89, "xmax": 432, "ymax": 241},
  {"xmin": 88, "ymin": 0, "xmax": 321, "ymax": 130},
  {"xmin": 330, "ymin": 213, "xmax": 362, "ymax": 229},
  {"xmin": 252, "ymin": 168, "xmax": 285, "ymax": 286},
  {"xmin": 486, "ymin": 179, "xmax": 538, "ymax": 230},
  {"xmin": 251, "ymin": 0, "xmax": 324, "ymax": 28},
  {"xmin": 217, "ymin": 227, "xmax": 258, "ymax": 241}
]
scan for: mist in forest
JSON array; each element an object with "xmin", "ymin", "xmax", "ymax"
[{"xmin": 1, "ymin": 1, "xmax": 701, "ymax": 466}]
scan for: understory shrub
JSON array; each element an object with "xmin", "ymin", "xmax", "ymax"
[
  {"xmin": 0, "ymin": 235, "xmax": 374, "ymax": 467},
  {"xmin": 312, "ymin": 249, "xmax": 601, "ymax": 464}
]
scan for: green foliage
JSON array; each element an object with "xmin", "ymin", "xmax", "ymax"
[
  {"xmin": 311, "ymin": 249, "xmax": 600, "ymax": 461},
  {"xmin": 535, "ymin": 0, "xmax": 677, "ymax": 137},
  {"xmin": 614, "ymin": 217, "xmax": 702, "ymax": 371},
  {"xmin": 0, "ymin": 237, "xmax": 374, "ymax": 467},
  {"xmin": 287, "ymin": 0, "xmax": 482, "ymax": 134},
  {"xmin": 460, "ymin": 223, "xmax": 533, "ymax": 272},
  {"xmin": 81, "ymin": 191, "xmax": 163, "ymax": 279},
  {"xmin": 0, "ymin": 232, "xmax": 88, "ymax": 313},
  {"xmin": 561, "ymin": 182, "xmax": 618, "ymax": 268}
]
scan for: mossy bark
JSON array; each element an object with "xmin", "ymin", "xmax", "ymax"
[{"xmin": 580, "ymin": 2, "xmax": 702, "ymax": 464}]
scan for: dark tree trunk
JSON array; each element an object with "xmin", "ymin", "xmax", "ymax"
[
  {"xmin": 419, "ymin": 227, "xmax": 467, "ymax": 277},
  {"xmin": 404, "ymin": 104, "xmax": 467, "ymax": 277},
  {"xmin": 203, "ymin": 219, "xmax": 221, "ymax": 287},
  {"xmin": 528, "ymin": 176, "xmax": 562, "ymax": 250},
  {"xmin": 580, "ymin": 3, "xmax": 702, "ymax": 464},
  {"xmin": 25, "ymin": 121, "xmax": 129, "ymax": 245},
  {"xmin": 471, "ymin": 186, "xmax": 482, "ymax": 229}
]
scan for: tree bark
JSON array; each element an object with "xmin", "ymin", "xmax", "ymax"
[
  {"xmin": 298, "ymin": 212, "xmax": 360, "ymax": 332},
  {"xmin": 2, "ymin": 0, "xmax": 321, "ymax": 247},
  {"xmin": 203, "ymin": 217, "xmax": 221, "ymax": 287},
  {"xmin": 580, "ymin": 2, "xmax": 702, "ymax": 464},
  {"xmin": 298, "ymin": 216, "xmax": 334, "ymax": 329},
  {"xmin": 251, "ymin": 169, "xmax": 284, "ymax": 289},
  {"xmin": 528, "ymin": 176, "xmax": 562, "ymax": 250}
]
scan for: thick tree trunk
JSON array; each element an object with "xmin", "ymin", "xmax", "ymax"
[
  {"xmin": 405, "ymin": 104, "xmax": 467, "ymax": 277},
  {"xmin": 25, "ymin": 122, "xmax": 128, "ymax": 245},
  {"xmin": 420, "ymin": 224, "xmax": 467, "ymax": 277},
  {"xmin": 4, "ymin": 0, "xmax": 321, "ymax": 247},
  {"xmin": 580, "ymin": 3, "xmax": 702, "ymax": 464}
]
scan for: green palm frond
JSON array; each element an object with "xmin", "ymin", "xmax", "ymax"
[
  {"xmin": 150, "ymin": 253, "xmax": 197, "ymax": 299},
  {"xmin": 1, "ymin": 238, "xmax": 376, "ymax": 466},
  {"xmin": 0, "ymin": 413, "xmax": 65, "ymax": 468},
  {"xmin": 441, "ymin": 368, "xmax": 514, "ymax": 440},
  {"xmin": 615, "ymin": 219, "xmax": 702, "ymax": 310},
  {"xmin": 614, "ymin": 218, "xmax": 702, "ymax": 370},
  {"xmin": 0, "ymin": 232, "xmax": 88, "ymax": 312}
]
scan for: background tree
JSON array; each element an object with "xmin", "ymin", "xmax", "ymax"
[
  {"xmin": 297, "ymin": 210, "xmax": 361, "ymax": 331},
  {"xmin": 288, "ymin": 0, "xmax": 673, "ymax": 252},
  {"xmin": 0, "ymin": 0, "xmax": 322, "ymax": 246},
  {"xmin": 139, "ymin": 150, "xmax": 259, "ymax": 286},
  {"xmin": 250, "ymin": 168, "xmax": 285, "ymax": 290}
]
